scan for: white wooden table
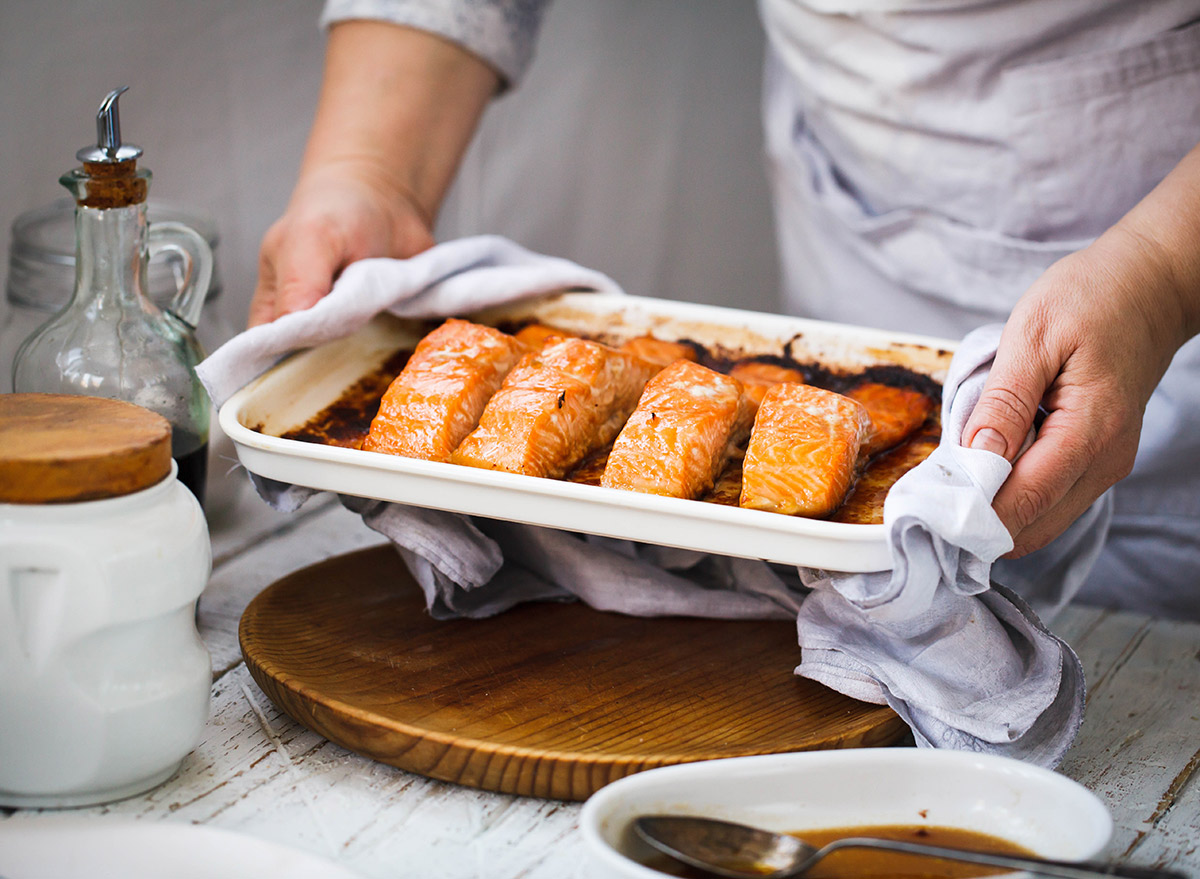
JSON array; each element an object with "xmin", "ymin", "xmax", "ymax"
[{"xmin": 4, "ymin": 484, "xmax": 1199, "ymax": 877}]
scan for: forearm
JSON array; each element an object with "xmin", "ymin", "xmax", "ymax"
[
  {"xmin": 1102, "ymin": 140, "xmax": 1200, "ymax": 349},
  {"xmin": 297, "ymin": 20, "xmax": 500, "ymax": 226}
]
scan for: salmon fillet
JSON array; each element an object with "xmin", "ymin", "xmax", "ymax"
[
  {"xmin": 362, "ymin": 319, "xmax": 526, "ymax": 461},
  {"xmin": 451, "ymin": 337, "xmax": 657, "ymax": 478},
  {"xmin": 601, "ymin": 360, "xmax": 748, "ymax": 498},
  {"xmin": 619, "ymin": 336, "xmax": 698, "ymax": 369},
  {"xmin": 846, "ymin": 382, "xmax": 935, "ymax": 456},
  {"xmin": 728, "ymin": 361, "xmax": 805, "ymax": 408},
  {"xmin": 740, "ymin": 383, "xmax": 871, "ymax": 517},
  {"xmin": 514, "ymin": 323, "xmax": 574, "ymax": 348}
]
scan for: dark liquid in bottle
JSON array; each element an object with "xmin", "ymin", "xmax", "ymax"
[{"xmin": 173, "ymin": 442, "xmax": 208, "ymax": 509}]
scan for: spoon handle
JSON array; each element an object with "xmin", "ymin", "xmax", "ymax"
[{"xmin": 820, "ymin": 838, "xmax": 1188, "ymax": 879}]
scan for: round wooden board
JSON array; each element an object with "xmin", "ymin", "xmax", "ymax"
[{"xmin": 239, "ymin": 545, "xmax": 908, "ymax": 801}]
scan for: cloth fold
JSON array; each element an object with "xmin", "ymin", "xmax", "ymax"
[
  {"xmin": 794, "ymin": 326, "xmax": 1106, "ymax": 765},
  {"xmin": 199, "ymin": 235, "xmax": 1103, "ymax": 767}
]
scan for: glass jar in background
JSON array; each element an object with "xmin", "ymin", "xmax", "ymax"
[{"xmin": 2, "ymin": 198, "xmax": 244, "ymax": 525}]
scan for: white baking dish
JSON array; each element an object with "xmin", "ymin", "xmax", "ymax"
[{"xmin": 219, "ymin": 293, "xmax": 955, "ymax": 572}]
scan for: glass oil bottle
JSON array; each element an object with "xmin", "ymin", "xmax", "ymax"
[{"xmin": 13, "ymin": 87, "xmax": 214, "ymax": 505}]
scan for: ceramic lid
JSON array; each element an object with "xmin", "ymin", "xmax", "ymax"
[{"xmin": 0, "ymin": 393, "xmax": 172, "ymax": 503}]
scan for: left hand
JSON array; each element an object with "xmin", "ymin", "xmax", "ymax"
[{"xmin": 960, "ymin": 229, "xmax": 1188, "ymax": 557}]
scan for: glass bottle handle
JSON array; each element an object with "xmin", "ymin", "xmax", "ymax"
[{"xmin": 147, "ymin": 221, "xmax": 213, "ymax": 328}]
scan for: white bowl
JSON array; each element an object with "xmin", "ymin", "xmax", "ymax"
[
  {"xmin": 0, "ymin": 816, "xmax": 365, "ymax": 879},
  {"xmin": 579, "ymin": 749, "xmax": 1112, "ymax": 879}
]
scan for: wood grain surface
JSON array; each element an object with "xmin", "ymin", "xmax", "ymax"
[
  {"xmin": 0, "ymin": 393, "xmax": 172, "ymax": 503},
  {"xmin": 18, "ymin": 502, "xmax": 1196, "ymax": 879},
  {"xmin": 239, "ymin": 544, "xmax": 907, "ymax": 801}
]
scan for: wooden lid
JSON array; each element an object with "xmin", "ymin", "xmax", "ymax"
[{"xmin": 0, "ymin": 394, "xmax": 172, "ymax": 504}]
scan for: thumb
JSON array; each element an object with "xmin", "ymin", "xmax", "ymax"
[{"xmin": 960, "ymin": 338, "xmax": 1053, "ymax": 462}]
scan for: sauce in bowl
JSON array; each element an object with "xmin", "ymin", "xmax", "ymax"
[{"xmin": 643, "ymin": 824, "xmax": 1035, "ymax": 879}]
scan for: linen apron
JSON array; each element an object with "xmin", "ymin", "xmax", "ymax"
[{"xmin": 759, "ymin": 0, "xmax": 1200, "ymax": 619}]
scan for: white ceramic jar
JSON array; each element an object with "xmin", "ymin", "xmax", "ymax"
[{"xmin": 0, "ymin": 394, "xmax": 212, "ymax": 807}]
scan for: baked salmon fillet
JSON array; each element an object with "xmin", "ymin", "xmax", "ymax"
[
  {"xmin": 728, "ymin": 361, "xmax": 805, "ymax": 408},
  {"xmin": 514, "ymin": 323, "xmax": 575, "ymax": 348},
  {"xmin": 601, "ymin": 360, "xmax": 750, "ymax": 498},
  {"xmin": 362, "ymin": 319, "xmax": 526, "ymax": 461},
  {"xmin": 619, "ymin": 335, "xmax": 698, "ymax": 369},
  {"xmin": 740, "ymin": 383, "xmax": 871, "ymax": 517},
  {"xmin": 451, "ymin": 337, "xmax": 657, "ymax": 478},
  {"xmin": 846, "ymin": 382, "xmax": 936, "ymax": 456}
]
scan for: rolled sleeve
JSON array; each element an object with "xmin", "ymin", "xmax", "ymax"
[{"xmin": 321, "ymin": 0, "xmax": 551, "ymax": 88}]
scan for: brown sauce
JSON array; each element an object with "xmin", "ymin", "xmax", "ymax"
[
  {"xmin": 831, "ymin": 423, "xmax": 941, "ymax": 524},
  {"xmin": 275, "ymin": 323, "xmax": 943, "ymax": 523},
  {"xmin": 280, "ymin": 348, "xmax": 410, "ymax": 449},
  {"xmin": 642, "ymin": 824, "xmax": 1034, "ymax": 879}
]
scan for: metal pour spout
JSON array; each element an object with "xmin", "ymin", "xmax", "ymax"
[{"xmin": 76, "ymin": 86, "xmax": 143, "ymax": 164}]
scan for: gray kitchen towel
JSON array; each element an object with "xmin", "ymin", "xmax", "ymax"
[
  {"xmin": 199, "ymin": 235, "xmax": 1100, "ymax": 767},
  {"xmin": 794, "ymin": 325, "xmax": 1105, "ymax": 766}
]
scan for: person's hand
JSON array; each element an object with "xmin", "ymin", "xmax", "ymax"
[
  {"xmin": 247, "ymin": 20, "xmax": 500, "ymax": 327},
  {"xmin": 961, "ymin": 230, "xmax": 1190, "ymax": 557},
  {"xmin": 249, "ymin": 162, "xmax": 436, "ymax": 326}
]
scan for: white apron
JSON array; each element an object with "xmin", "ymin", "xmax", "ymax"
[{"xmin": 759, "ymin": 0, "xmax": 1200, "ymax": 619}]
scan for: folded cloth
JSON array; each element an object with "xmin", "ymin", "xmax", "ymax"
[
  {"xmin": 199, "ymin": 235, "xmax": 1103, "ymax": 767},
  {"xmin": 795, "ymin": 324, "xmax": 1107, "ymax": 766}
]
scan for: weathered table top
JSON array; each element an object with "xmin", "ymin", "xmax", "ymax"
[{"xmin": 4, "ymin": 486, "xmax": 1199, "ymax": 877}]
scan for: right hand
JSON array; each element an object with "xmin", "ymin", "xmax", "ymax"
[{"xmin": 249, "ymin": 161, "xmax": 436, "ymax": 327}]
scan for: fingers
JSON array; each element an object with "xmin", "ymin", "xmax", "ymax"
[
  {"xmin": 248, "ymin": 221, "xmax": 341, "ymax": 327},
  {"xmin": 1002, "ymin": 474, "xmax": 1108, "ymax": 558},
  {"xmin": 247, "ymin": 252, "xmax": 277, "ymax": 328},
  {"xmin": 959, "ymin": 292, "xmax": 1121, "ymax": 553},
  {"xmin": 989, "ymin": 410, "xmax": 1085, "ymax": 534},
  {"xmin": 961, "ymin": 321, "xmax": 1055, "ymax": 463},
  {"xmin": 990, "ymin": 415, "xmax": 1110, "ymax": 554},
  {"xmin": 246, "ymin": 171, "xmax": 440, "ymax": 328},
  {"xmin": 270, "ymin": 224, "xmax": 341, "ymax": 320}
]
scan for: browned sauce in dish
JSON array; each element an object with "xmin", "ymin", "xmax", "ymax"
[
  {"xmin": 274, "ymin": 323, "xmax": 943, "ymax": 523},
  {"xmin": 280, "ymin": 348, "xmax": 410, "ymax": 449},
  {"xmin": 641, "ymin": 824, "xmax": 1034, "ymax": 879},
  {"xmin": 831, "ymin": 422, "xmax": 941, "ymax": 524}
]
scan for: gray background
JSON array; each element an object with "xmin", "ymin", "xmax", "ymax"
[{"xmin": 0, "ymin": 0, "xmax": 780, "ymax": 337}]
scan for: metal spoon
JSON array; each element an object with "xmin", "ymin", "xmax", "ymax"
[{"xmin": 633, "ymin": 815, "xmax": 1188, "ymax": 879}]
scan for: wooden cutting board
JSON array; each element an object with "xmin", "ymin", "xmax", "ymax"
[{"xmin": 239, "ymin": 545, "xmax": 908, "ymax": 801}]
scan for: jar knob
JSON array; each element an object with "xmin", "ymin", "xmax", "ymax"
[{"xmin": 76, "ymin": 86, "xmax": 143, "ymax": 164}]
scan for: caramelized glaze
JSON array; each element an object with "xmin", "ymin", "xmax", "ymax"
[{"xmin": 277, "ymin": 322, "xmax": 941, "ymax": 522}]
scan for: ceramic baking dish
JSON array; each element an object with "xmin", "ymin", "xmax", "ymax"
[{"xmin": 219, "ymin": 292, "xmax": 955, "ymax": 572}]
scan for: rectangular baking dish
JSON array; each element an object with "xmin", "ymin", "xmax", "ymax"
[{"xmin": 219, "ymin": 292, "xmax": 956, "ymax": 572}]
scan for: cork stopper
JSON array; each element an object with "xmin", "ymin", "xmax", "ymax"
[
  {"xmin": 62, "ymin": 86, "xmax": 150, "ymax": 209},
  {"xmin": 0, "ymin": 394, "xmax": 173, "ymax": 504}
]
